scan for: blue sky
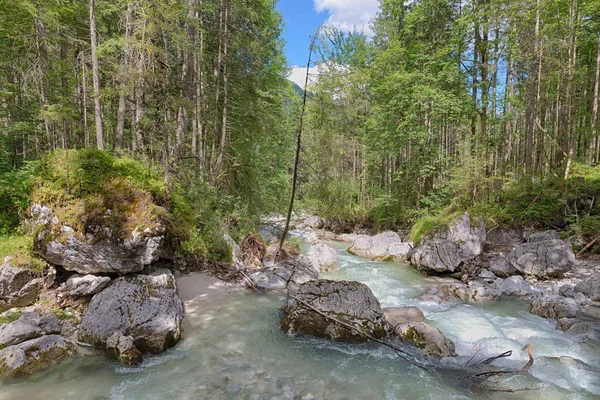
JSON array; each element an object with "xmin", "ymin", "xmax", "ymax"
[{"xmin": 277, "ymin": 0, "xmax": 380, "ymax": 86}]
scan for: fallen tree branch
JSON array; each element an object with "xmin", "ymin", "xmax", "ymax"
[
  {"xmin": 576, "ymin": 234, "xmax": 600, "ymax": 257},
  {"xmin": 520, "ymin": 343, "xmax": 534, "ymax": 374}
]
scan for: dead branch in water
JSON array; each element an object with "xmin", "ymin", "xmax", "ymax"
[{"xmin": 520, "ymin": 343, "xmax": 534, "ymax": 374}]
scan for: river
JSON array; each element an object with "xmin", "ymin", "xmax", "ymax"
[{"xmin": 1, "ymin": 239, "xmax": 598, "ymax": 399}]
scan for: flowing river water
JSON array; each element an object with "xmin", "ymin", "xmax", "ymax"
[{"xmin": 1, "ymin": 239, "xmax": 599, "ymax": 399}]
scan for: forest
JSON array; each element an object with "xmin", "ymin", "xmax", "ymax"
[{"xmin": 0, "ymin": 0, "xmax": 599, "ymax": 398}]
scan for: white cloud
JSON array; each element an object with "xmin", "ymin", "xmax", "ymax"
[
  {"xmin": 314, "ymin": 0, "xmax": 379, "ymax": 35},
  {"xmin": 287, "ymin": 65, "xmax": 321, "ymax": 89}
]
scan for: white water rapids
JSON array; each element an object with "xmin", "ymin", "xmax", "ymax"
[{"xmin": 1, "ymin": 239, "xmax": 598, "ymax": 399}]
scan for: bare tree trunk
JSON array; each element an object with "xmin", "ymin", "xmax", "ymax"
[
  {"xmin": 563, "ymin": 0, "xmax": 577, "ymax": 178},
  {"xmin": 89, "ymin": 0, "xmax": 104, "ymax": 150},
  {"xmin": 211, "ymin": 0, "xmax": 224, "ymax": 175},
  {"xmin": 589, "ymin": 36, "xmax": 600, "ymax": 164},
  {"xmin": 193, "ymin": 2, "xmax": 205, "ymax": 172},
  {"xmin": 213, "ymin": 0, "xmax": 229, "ymax": 181},
  {"xmin": 116, "ymin": 2, "xmax": 133, "ymax": 150},
  {"xmin": 524, "ymin": 0, "xmax": 540, "ymax": 173}
]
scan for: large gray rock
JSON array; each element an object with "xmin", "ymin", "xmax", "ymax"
[
  {"xmin": 574, "ymin": 274, "xmax": 600, "ymax": 301},
  {"xmin": 498, "ymin": 276, "xmax": 536, "ymax": 298},
  {"xmin": 506, "ymin": 239, "xmax": 575, "ymax": 278},
  {"xmin": 307, "ymin": 242, "xmax": 340, "ymax": 272},
  {"xmin": 32, "ymin": 204, "xmax": 169, "ymax": 275},
  {"xmin": 0, "ymin": 314, "xmax": 43, "ymax": 347},
  {"xmin": 0, "ymin": 260, "xmax": 44, "ymax": 312},
  {"xmin": 0, "ymin": 335, "xmax": 74, "ymax": 378},
  {"xmin": 281, "ymin": 280, "xmax": 386, "ymax": 342},
  {"xmin": 60, "ymin": 274, "xmax": 111, "ymax": 297},
  {"xmin": 488, "ymin": 256, "xmax": 519, "ymax": 278},
  {"xmin": 348, "ymin": 231, "xmax": 412, "ymax": 262},
  {"xmin": 530, "ymin": 294, "xmax": 579, "ymax": 320},
  {"xmin": 78, "ymin": 269, "xmax": 184, "ymax": 357},
  {"xmin": 411, "ymin": 213, "xmax": 486, "ymax": 274},
  {"xmin": 393, "ymin": 322, "xmax": 456, "ymax": 357},
  {"xmin": 304, "ymin": 216, "xmax": 325, "ymax": 229}
]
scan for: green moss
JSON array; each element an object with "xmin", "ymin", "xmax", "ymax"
[
  {"xmin": 409, "ymin": 210, "xmax": 462, "ymax": 245},
  {"xmin": 0, "ymin": 311, "xmax": 22, "ymax": 324},
  {"xmin": 0, "ymin": 235, "xmax": 45, "ymax": 275},
  {"xmin": 49, "ymin": 308, "xmax": 77, "ymax": 322}
]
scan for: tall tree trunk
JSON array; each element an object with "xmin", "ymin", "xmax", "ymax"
[
  {"xmin": 589, "ymin": 35, "xmax": 600, "ymax": 164},
  {"xmin": 193, "ymin": 2, "xmax": 205, "ymax": 172},
  {"xmin": 211, "ymin": 0, "xmax": 224, "ymax": 174},
  {"xmin": 89, "ymin": 0, "xmax": 104, "ymax": 150},
  {"xmin": 524, "ymin": 0, "xmax": 540, "ymax": 173},
  {"xmin": 116, "ymin": 2, "xmax": 133, "ymax": 150},
  {"xmin": 213, "ymin": 0, "xmax": 229, "ymax": 181}
]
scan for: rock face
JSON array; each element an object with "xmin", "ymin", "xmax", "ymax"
[
  {"xmin": 383, "ymin": 306, "xmax": 425, "ymax": 328},
  {"xmin": 393, "ymin": 322, "xmax": 456, "ymax": 357},
  {"xmin": 0, "ymin": 312, "xmax": 62, "ymax": 348},
  {"xmin": 506, "ymin": 238, "xmax": 575, "ymax": 279},
  {"xmin": 574, "ymin": 274, "xmax": 600, "ymax": 301},
  {"xmin": 307, "ymin": 242, "xmax": 340, "ymax": 272},
  {"xmin": 60, "ymin": 274, "xmax": 111, "ymax": 297},
  {"xmin": 0, "ymin": 261, "xmax": 44, "ymax": 312},
  {"xmin": 488, "ymin": 256, "xmax": 519, "ymax": 278},
  {"xmin": 281, "ymin": 280, "xmax": 386, "ymax": 342},
  {"xmin": 32, "ymin": 204, "xmax": 169, "ymax": 275},
  {"xmin": 0, "ymin": 335, "xmax": 74, "ymax": 378},
  {"xmin": 348, "ymin": 231, "xmax": 412, "ymax": 262},
  {"xmin": 78, "ymin": 269, "xmax": 184, "ymax": 361},
  {"xmin": 410, "ymin": 214, "xmax": 486, "ymax": 274},
  {"xmin": 106, "ymin": 332, "xmax": 143, "ymax": 366}
]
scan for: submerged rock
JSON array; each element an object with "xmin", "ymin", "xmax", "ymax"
[
  {"xmin": 78, "ymin": 269, "xmax": 184, "ymax": 361},
  {"xmin": 410, "ymin": 213, "xmax": 486, "ymax": 274},
  {"xmin": 31, "ymin": 203, "xmax": 170, "ymax": 275},
  {"xmin": 382, "ymin": 306, "xmax": 425, "ymax": 328},
  {"xmin": 348, "ymin": 231, "xmax": 412, "ymax": 262},
  {"xmin": 0, "ymin": 335, "xmax": 74, "ymax": 378},
  {"xmin": 0, "ymin": 260, "xmax": 44, "ymax": 312},
  {"xmin": 307, "ymin": 242, "xmax": 339, "ymax": 272},
  {"xmin": 393, "ymin": 321, "xmax": 456, "ymax": 358},
  {"xmin": 506, "ymin": 239, "xmax": 575, "ymax": 279},
  {"xmin": 281, "ymin": 280, "xmax": 386, "ymax": 342}
]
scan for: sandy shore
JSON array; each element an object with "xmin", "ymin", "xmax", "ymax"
[{"xmin": 175, "ymin": 271, "xmax": 241, "ymax": 302}]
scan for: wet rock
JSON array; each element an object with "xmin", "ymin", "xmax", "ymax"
[
  {"xmin": 0, "ymin": 335, "xmax": 74, "ymax": 378},
  {"xmin": 60, "ymin": 274, "xmax": 111, "ymax": 297},
  {"xmin": 574, "ymin": 274, "xmax": 600, "ymax": 302},
  {"xmin": 0, "ymin": 260, "xmax": 44, "ymax": 312},
  {"xmin": 556, "ymin": 318, "xmax": 594, "ymax": 337},
  {"xmin": 281, "ymin": 280, "xmax": 386, "ymax": 342},
  {"xmin": 393, "ymin": 322, "xmax": 456, "ymax": 357},
  {"xmin": 506, "ymin": 239, "xmax": 575, "ymax": 279},
  {"xmin": 300, "ymin": 228, "xmax": 319, "ymax": 244},
  {"xmin": 106, "ymin": 332, "xmax": 143, "ymax": 366},
  {"xmin": 307, "ymin": 242, "xmax": 339, "ymax": 272},
  {"xmin": 258, "ymin": 223, "xmax": 281, "ymax": 244},
  {"xmin": 468, "ymin": 283, "xmax": 501, "ymax": 302},
  {"xmin": 31, "ymin": 204, "xmax": 170, "ymax": 275},
  {"xmin": 250, "ymin": 245, "xmax": 321, "ymax": 291},
  {"xmin": 304, "ymin": 216, "xmax": 325, "ymax": 230},
  {"xmin": 498, "ymin": 276, "xmax": 536, "ymax": 298},
  {"xmin": 530, "ymin": 294, "xmax": 578, "ymax": 320},
  {"xmin": 579, "ymin": 304, "xmax": 600, "ymax": 320},
  {"xmin": 78, "ymin": 269, "xmax": 184, "ymax": 356},
  {"xmin": 382, "ymin": 306, "xmax": 425, "ymax": 328},
  {"xmin": 488, "ymin": 256, "xmax": 518, "ymax": 278},
  {"xmin": 348, "ymin": 231, "xmax": 411, "ymax": 262},
  {"xmin": 410, "ymin": 213, "xmax": 486, "ymax": 274},
  {"xmin": 0, "ymin": 314, "xmax": 43, "ymax": 347}
]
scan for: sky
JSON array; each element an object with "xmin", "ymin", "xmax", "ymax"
[{"xmin": 277, "ymin": 0, "xmax": 380, "ymax": 87}]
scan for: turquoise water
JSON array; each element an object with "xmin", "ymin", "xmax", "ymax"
[{"xmin": 0, "ymin": 241, "xmax": 598, "ymax": 399}]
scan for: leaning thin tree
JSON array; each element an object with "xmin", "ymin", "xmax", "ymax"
[{"xmin": 278, "ymin": 27, "xmax": 322, "ymax": 256}]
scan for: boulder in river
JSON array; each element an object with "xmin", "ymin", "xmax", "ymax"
[
  {"xmin": 506, "ymin": 238, "xmax": 575, "ymax": 279},
  {"xmin": 106, "ymin": 332, "xmax": 143, "ymax": 366},
  {"xmin": 410, "ymin": 213, "xmax": 486, "ymax": 274},
  {"xmin": 0, "ymin": 335, "xmax": 74, "ymax": 378},
  {"xmin": 307, "ymin": 242, "xmax": 340, "ymax": 272},
  {"xmin": 31, "ymin": 202, "xmax": 171, "ymax": 276},
  {"xmin": 393, "ymin": 322, "xmax": 456, "ymax": 358},
  {"xmin": 0, "ymin": 259, "xmax": 44, "ymax": 312},
  {"xmin": 78, "ymin": 269, "xmax": 184, "ymax": 362},
  {"xmin": 281, "ymin": 280, "xmax": 387, "ymax": 342},
  {"xmin": 303, "ymin": 216, "xmax": 325, "ymax": 229},
  {"xmin": 530, "ymin": 293, "xmax": 579, "ymax": 320},
  {"xmin": 574, "ymin": 274, "xmax": 600, "ymax": 302},
  {"xmin": 348, "ymin": 231, "xmax": 412, "ymax": 262}
]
